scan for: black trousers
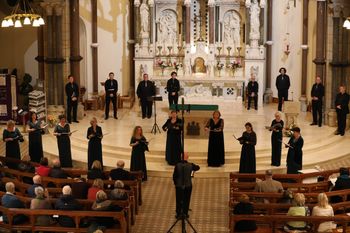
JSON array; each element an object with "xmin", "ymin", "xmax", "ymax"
[
  {"xmin": 312, "ymin": 100, "xmax": 322, "ymax": 126},
  {"xmin": 105, "ymin": 95, "xmax": 117, "ymax": 118},
  {"xmin": 175, "ymin": 186, "xmax": 192, "ymax": 216},
  {"xmin": 67, "ymin": 99, "xmax": 78, "ymax": 123},
  {"xmin": 247, "ymin": 95, "xmax": 258, "ymax": 110},
  {"xmin": 168, "ymin": 94, "xmax": 178, "ymax": 107},
  {"xmin": 277, "ymin": 89, "xmax": 289, "ymax": 111},
  {"xmin": 337, "ymin": 110, "xmax": 347, "ymax": 135},
  {"xmin": 141, "ymin": 99, "xmax": 153, "ymax": 118}
]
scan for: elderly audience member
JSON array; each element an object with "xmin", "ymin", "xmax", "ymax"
[
  {"xmin": 55, "ymin": 185, "xmax": 82, "ymax": 227},
  {"xmin": 71, "ymin": 177, "xmax": 89, "ymax": 199},
  {"xmin": 87, "ymin": 178, "xmax": 104, "ymax": 200},
  {"xmin": 49, "ymin": 158, "xmax": 68, "ymax": 178},
  {"xmin": 312, "ymin": 193, "xmax": 336, "ymax": 232},
  {"xmin": 36, "ymin": 157, "xmax": 51, "ymax": 177},
  {"xmin": 2, "ymin": 182, "xmax": 27, "ymax": 224},
  {"xmin": 254, "ymin": 170, "xmax": 283, "ymax": 193},
  {"xmin": 284, "ymin": 193, "xmax": 310, "ymax": 232},
  {"xmin": 233, "ymin": 194, "xmax": 257, "ymax": 232},
  {"xmin": 331, "ymin": 167, "xmax": 350, "ymax": 203},
  {"xmin": 27, "ymin": 175, "xmax": 43, "ymax": 198},
  {"xmin": 109, "ymin": 160, "xmax": 135, "ymax": 180},
  {"xmin": 110, "ymin": 180, "xmax": 128, "ymax": 200},
  {"xmin": 30, "ymin": 186, "xmax": 54, "ymax": 226},
  {"xmin": 88, "ymin": 160, "xmax": 106, "ymax": 180}
]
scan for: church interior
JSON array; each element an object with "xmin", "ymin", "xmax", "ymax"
[{"xmin": 1, "ymin": 0, "xmax": 350, "ymax": 232}]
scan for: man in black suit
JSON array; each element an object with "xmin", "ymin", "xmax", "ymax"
[
  {"xmin": 335, "ymin": 85, "xmax": 350, "ymax": 136},
  {"xmin": 275, "ymin": 68, "xmax": 290, "ymax": 111},
  {"xmin": 166, "ymin": 71, "xmax": 180, "ymax": 107},
  {"xmin": 136, "ymin": 73, "xmax": 155, "ymax": 119},
  {"xmin": 247, "ymin": 74, "xmax": 259, "ymax": 110},
  {"xmin": 110, "ymin": 160, "xmax": 135, "ymax": 180},
  {"xmin": 65, "ymin": 75, "xmax": 79, "ymax": 123},
  {"xmin": 310, "ymin": 76, "xmax": 325, "ymax": 127},
  {"xmin": 2, "ymin": 182, "xmax": 27, "ymax": 224},
  {"xmin": 173, "ymin": 153, "xmax": 200, "ymax": 219},
  {"xmin": 49, "ymin": 159, "xmax": 68, "ymax": 179},
  {"xmin": 104, "ymin": 72, "xmax": 118, "ymax": 120}
]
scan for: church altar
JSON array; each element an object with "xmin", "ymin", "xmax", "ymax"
[{"xmin": 133, "ymin": 0, "xmax": 266, "ymax": 105}]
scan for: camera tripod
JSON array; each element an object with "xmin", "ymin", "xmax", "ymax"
[{"xmin": 166, "ymin": 213, "xmax": 197, "ymax": 233}]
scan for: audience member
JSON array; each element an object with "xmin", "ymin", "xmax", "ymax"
[
  {"xmin": 331, "ymin": 167, "xmax": 350, "ymax": 203},
  {"xmin": 55, "ymin": 185, "xmax": 82, "ymax": 227},
  {"xmin": 254, "ymin": 170, "xmax": 283, "ymax": 193},
  {"xmin": 49, "ymin": 159, "xmax": 68, "ymax": 178},
  {"xmin": 233, "ymin": 194, "xmax": 257, "ymax": 232},
  {"xmin": 36, "ymin": 157, "xmax": 51, "ymax": 177},
  {"xmin": 27, "ymin": 175, "xmax": 43, "ymax": 198},
  {"xmin": 88, "ymin": 160, "xmax": 106, "ymax": 180},
  {"xmin": 109, "ymin": 180, "xmax": 128, "ymax": 200},
  {"xmin": 91, "ymin": 190, "xmax": 122, "ymax": 228},
  {"xmin": 2, "ymin": 182, "xmax": 27, "ymax": 224},
  {"xmin": 71, "ymin": 177, "xmax": 89, "ymax": 199},
  {"xmin": 284, "ymin": 193, "xmax": 310, "ymax": 232},
  {"xmin": 109, "ymin": 160, "xmax": 135, "ymax": 181},
  {"xmin": 312, "ymin": 193, "xmax": 336, "ymax": 232},
  {"xmin": 30, "ymin": 186, "xmax": 54, "ymax": 226},
  {"xmin": 87, "ymin": 178, "xmax": 104, "ymax": 200}
]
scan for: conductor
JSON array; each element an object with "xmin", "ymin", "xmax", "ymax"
[{"xmin": 173, "ymin": 153, "xmax": 200, "ymax": 219}]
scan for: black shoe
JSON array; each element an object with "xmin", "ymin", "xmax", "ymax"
[
  {"xmin": 318, "ymin": 124, "xmax": 322, "ymax": 127},
  {"xmin": 255, "ymin": 108, "xmax": 258, "ymax": 110},
  {"xmin": 142, "ymin": 116, "xmax": 146, "ymax": 119},
  {"xmin": 247, "ymin": 108, "xmax": 250, "ymax": 110},
  {"xmin": 68, "ymin": 121, "xmax": 72, "ymax": 124},
  {"xmin": 73, "ymin": 120, "xmax": 79, "ymax": 123},
  {"xmin": 341, "ymin": 133, "xmax": 345, "ymax": 136},
  {"xmin": 310, "ymin": 123, "xmax": 317, "ymax": 126},
  {"xmin": 105, "ymin": 117, "xmax": 108, "ymax": 120},
  {"xmin": 335, "ymin": 132, "xmax": 340, "ymax": 135},
  {"xmin": 114, "ymin": 116, "xmax": 118, "ymax": 119},
  {"xmin": 147, "ymin": 116, "xmax": 151, "ymax": 119}
]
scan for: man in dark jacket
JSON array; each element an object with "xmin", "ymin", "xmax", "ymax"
[
  {"xmin": 247, "ymin": 75, "xmax": 259, "ymax": 110},
  {"xmin": 2, "ymin": 182, "xmax": 27, "ymax": 224},
  {"xmin": 55, "ymin": 185, "xmax": 82, "ymax": 227},
  {"xmin": 104, "ymin": 72, "xmax": 118, "ymax": 120},
  {"xmin": 173, "ymin": 153, "xmax": 200, "ymax": 219},
  {"xmin": 335, "ymin": 85, "xmax": 349, "ymax": 136},
  {"xmin": 27, "ymin": 175, "xmax": 43, "ymax": 197},
  {"xmin": 136, "ymin": 73, "xmax": 155, "ymax": 119},
  {"xmin": 331, "ymin": 168, "xmax": 350, "ymax": 203},
  {"xmin": 65, "ymin": 75, "xmax": 80, "ymax": 123},
  {"xmin": 276, "ymin": 67, "xmax": 290, "ymax": 111},
  {"xmin": 166, "ymin": 71, "xmax": 180, "ymax": 107},
  {"xmin": 310, "ymin": 76, "xmax": 325, "ymax": 127},
  {"xmin": 49, "ymin": 159, "xmax": 68, "ymax": 179},
  {"xmin": 109, "ymin": 160, "xmax": 135, "ymax": 180}
]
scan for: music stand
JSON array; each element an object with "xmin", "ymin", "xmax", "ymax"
[{"xmin": 148, "ymin": 96, "xmax": 163, "ymax": 134}]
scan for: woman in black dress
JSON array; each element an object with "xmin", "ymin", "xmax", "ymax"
[
  {"xmin": 270, "ymin": 111, "xmax": 284, "ymax": 166},
  {"xmin": 162, "ymin": 111, "xmax": 182, "ymax": 165},
  {"xmin": 205, "ymin": 110, "xmax": 225, "ymax": 167},
  {"xmin": 130, "ymin": 126, "xmax": 148, "ymax": 181},
  {"xmin": 27, "ymin": 112, "xmax": 44, "ymax": 163},
  {"xmin": 3, "ymin": 120, "xmax": 24, "ymax": 160},
  {"xmin": 238, "ymin": 122, "xmax": 257, "ymax": 173},
  {"xmin": 87, "ymin": 117, "xmax": 103, "ymax": 169},
  {"xmin": 53, "ymin": 115, "xmax": 72, "ymax": 167}
]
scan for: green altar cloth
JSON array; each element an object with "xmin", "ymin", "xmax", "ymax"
[{"xmin": 170, "ymin": 104, "xmax": 219, "ymax": 111}]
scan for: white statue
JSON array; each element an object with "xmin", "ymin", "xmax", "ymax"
[
  {"xmin": 140, "ymin": 1, "xmax": 149, "ymax": 38},
  {"xmin": 223, "ymin": 11, "xmax": 241, "ymax": 51},
  {"xmin": 249, "ymin": 0, "xmax": 260, "ymax": 41},
  {"xmin": 158, "ymin": 10, "xmax": 177, "ymax": 46}
]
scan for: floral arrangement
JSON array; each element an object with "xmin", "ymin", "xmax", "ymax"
[
  {"xmin": 173, "ymin": 62, "xmax": 183, "ymax": 72},
  {"xmin": 226, "ymin": 60, "xmax": 242, "ymax": 71},
  {"xmin": 216, "ymin": 62, "xmax": 225, "ymax": 71},
  {"xmin": 284, "ymin": 123, "xmax": 297, "ymax": 137},
  {"xmin": 157, "ymin": 59, "xmax": 169, "ymax": 69},
  {"xmin": 47, "ymin": 115, "xmax": 57, "ymax": 127}
]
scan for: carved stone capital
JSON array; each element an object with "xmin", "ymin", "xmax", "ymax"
[
  {"xmin": 41, "ymin": 3, "xmax": 53, "ymax": 16},
  {"xmin": 208, "ymin": 0, "xmax": 216, "ymax": 7},
  {"xmin": 184, "ymin": 0, "xmax": 191, "ymax": 7},
  {"xmin": 134, "ymin": 0, "xmax": 141, "ymax": 7},
  {"xmin": 148, "ymin": 0, "xmax": 154, "ymax": 7},
  {"xmin": 54, "ymin": 5, "xmax": 63, "ymax": 16}
]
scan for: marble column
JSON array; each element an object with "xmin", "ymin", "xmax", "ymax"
[
  {"xmin": 149, "ymin": 0, "xmax": 154, "ymax": 44},
  {"xmin": 184, "ymin": 0, "xmax": 191, "ymax": 45},
  {"xmin": 69, "ymin": 0, "xmax": 82, "ymax": 85},
  {"xmin": 43, "ymin": 4, "xmax": 54, "ymax": 105},
  {"xmin": 313, "ymin": 0, "xmax": 326, "ymax": 80},
  {"xmin": 301, "ymin": 0, "xmax": 309, "ymax": 96},
  {"xmin": 264, "ymin": 0, "xmax": 273, "ymax": 103},
  {"xmin": 91, "ymin": 0, "xmax": 98, "ymax": 93},
  {"xmin": 36, "ymin": 25, "xmax": 45, "ymax": 84},
  {"xmin": 208, "ymin": 0, "xmax": 215, "ymax": 45},
  {"xmin": 134, "ymin": 0, "xmax": 140, "ymax": 44},
  {"xmin": 54, "ymin": 5, "xmax": 64, "ymax": 105}
]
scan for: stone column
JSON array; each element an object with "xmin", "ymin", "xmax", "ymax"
[
  {"xmin": 184, "ymin": 0, "xmax": 191, "ymax": 45},
  {"xmin": 134, "ymin": 0, "xmax": 140, "ymax": 44},
  {"xmin": 208, "ymin": 0, "xmax": 215, "ymax": 45},
  {"xmin": 36, "ymin": 25, "xmax": 45, "ymax": 84},
  {"xmin": 149, "ymin": 0, "xmax": 154, "ymax": 44},
  {"xmin": 91, "ymin": 0, "xmax": 98, "ymax": 93},
  {"xmin": 54, "ymin": 5, "xmax": 65, "ymax": 105},
  {"xmin": 69, "ymin": 0, "xmax": 82, "ymax": 85},
  {"xmin": 299, "ymin": 0, "xmax": 309, "ymax": 111},
  {"xmin": 264, "ymin": 0, "xmax": 273, "ymax": 103}
]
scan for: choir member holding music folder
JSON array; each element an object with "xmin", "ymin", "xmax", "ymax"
[
  {"xmin": 3, "ymin": 120, "xmax": 24, "ymax": 160},
  {"xmin": 268, "ymin": 111, "xmax": 284, "ymax": 167},
  {"xmin": 53, "ymin": 115, "xmax": 73, "ymax": 167},
  {"xmin": 235, "ymin": 122, "xmax": 256, "ymax": 174},
  {"xmin": 162, "ymin": 110, "xmax": 182, "ymax": 165},
  {"xmin": 130, "ymin": 126, "xmax": 149, "ymax": 181},
  {"xmin": 87, "ymin": 117, "xmax": 103, "ymax": 169},
  {"xmin": 286, "ymin": 127, "xmax": 304, "ymax": 174},
  {"xmin": 27, "ymin": 111, "xmax": 45, "ymax": 163}
]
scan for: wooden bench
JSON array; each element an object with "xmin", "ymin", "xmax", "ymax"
[{"xmin": 0, "ymin": 206, "xmax": 127, "ymax": 233}]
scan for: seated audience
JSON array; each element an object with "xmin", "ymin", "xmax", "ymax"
[
  {"xmin": 109, "ymin": 180, "xmax": 128, "ymax": 200},
  {"xmin": 36, "ymin": 157, "xmax": 51, "ymax": 177},
  {"xmin": 284, "ymin": 193, "xmax": 310, "ymax": 232},
  {"xmin": 30, "ymin": 186, "xmax": 54, "ymax": 226},
  {"xmin": 331, "ymin": 167, "xmax": 350, "ymax": 203},
  {"xmin": 88, "ymin": 160, "xmax": 106, "ymax": 180},
  {"xmin": 2, "ymin": 182, "xmax": 27, "ymax": 224},
  {"xmin": 233, "ymin": 194, "xmax": 257, "ymax": 232},
  {"xmin": 109, "ymin": 160, "xmax": 135, "ymax": 180},
  {"xmin": 27, "ymin": 175, "xmax": 43, "ymax": 198},
  {"xmin": 55, "ymin": 185, "xmax": 82, "ymax": 227},
  {"xmin": 87, "ymin": 178, "xmax": 104, "ymax": 200},
  {"xmin": 17, "ymin": 155, "xmax": 36, "ymax": 184},
  {"xmin": 49, "ymin": 159, "xmax": 68, "ymax": 178},
  {"xmin": 254, "ymin": 169, "xmax": 283, "ymax": 192},
  {"xmin": 91, "ymin": 190, "xmax": 122, "ymax": 228},
  {"xmin": 71, "ymin": 177, "xmax": 89, "ymax": 199},
  {"xmin": 312, "ymin": 193, "xmax": 336, "ymax": 232}
]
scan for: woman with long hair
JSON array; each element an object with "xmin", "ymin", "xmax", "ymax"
[
  {"xmin": 312, "ymin": 193, "xmax": 336, "ymax": 232},
  {"xmin": 87, "ymin": 117, "xmax": 103, "ymax": 169},
  {"xmin": 27, "ymin": 111, "xmax": 44, "ymax": 163},
  {"xmin": 130, "ymin": 126, "xmax": 148, "ymax": 181}
]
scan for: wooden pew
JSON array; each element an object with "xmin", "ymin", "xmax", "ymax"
[{"xmin": 0, "ymin": 206, "xmax": 127, "ymax": 233}]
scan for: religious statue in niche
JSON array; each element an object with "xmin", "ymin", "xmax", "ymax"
[
  {"xmin": 158, "ymin": 10, "xmax": 177, "ymax": 46},
  {"xmin": 249, "ymin": 0, "xmax": 260, "ymax": 41},
  {"xmin": 250, "ymin": 66, "xmax": 259, "ymax": 80},
  {"xmin": 223, "ymin": 11, "xmax": 241, "ymax": 51},
  {"xmin": 140, "ymin": 0, "xmax": 149, "ymax": 38},
  {"xmin": 193, "ymin": 57, "xmax": 207, "ymax": 73}
]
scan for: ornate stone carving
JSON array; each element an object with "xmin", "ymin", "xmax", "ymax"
[
  {"xmin": 140, "ymin": 1, "xmax": 150, "ymax": 38},
  {"xmin": 157, "ymin": 10, "xmax": 177, "ymax": 46},
  {"xmin": 223, "ymin": 11, "xmax": 241, "ymax": 51},
  {"xmin": 249, "ymin": 0, "xmax": 260, "ymax": 42}
]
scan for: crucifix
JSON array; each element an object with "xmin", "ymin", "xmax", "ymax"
[{"xmin": 192, "ymin": 11, "xmax": 205, "ymax": 42}]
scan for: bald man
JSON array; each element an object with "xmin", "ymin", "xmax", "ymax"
[
  {"xmin": 109, "ymin": 160, "xmax": 135, "ymax": 180},
  {"xmin": 27, "ymin": 175, "xmax": 43, "ymax": 197}
]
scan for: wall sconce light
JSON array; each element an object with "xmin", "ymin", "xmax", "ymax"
[
  {"xmin": 265, "ymin": 41, "xmax": 273, "ymax": 46},
  {"xmin": 300, "ymin": 44, "xmax": 308, "ymax": 50},
  {"xmin": 343, "ymin": 17, "xmax": 350, "ymax": 29}
]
